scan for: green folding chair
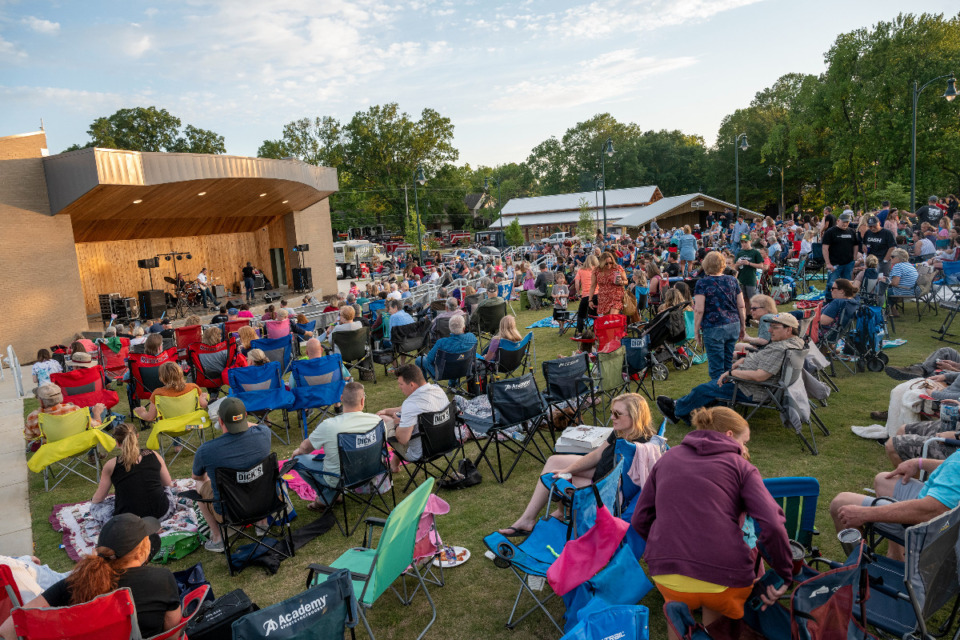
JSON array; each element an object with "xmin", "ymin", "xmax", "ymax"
[
  {"xmin": 591, "ymin": 345, "xmax": 627, "ymax": 427},
  {"xmin": 763, "ymin": 476, "xmax": 820, "ymax": 554},
  {"xmin": 306, "ymin": 478, "xmax": 437, "ymax": 640}
]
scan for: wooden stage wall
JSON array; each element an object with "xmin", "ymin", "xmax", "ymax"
[{"xmin": 75, "ymin": 224, "xmax": 287, "ymax": 315}]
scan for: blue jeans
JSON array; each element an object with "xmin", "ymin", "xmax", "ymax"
[
  {"xmin": 292, "ymin": 454, "xmax": 338, "ymax": 504},
  {"xmin": 244, "ymin": 277, "xmax": 255, "ymax": 302},
  {"xmin": 201, "ymin": 287, "xmax": 219, "ymax": 308},
  {"xmin": 825, "ymin": 262, "xmax": 854, "ymax": 302},
  {"xmin": 415, "ymin": 355, "xmax": 436, "ymax": 380},
  {"xmin": 702, "ymin": 322, "xmax": 740, "ymax": 381},
  {"xmin": 675, "ymin": 379, "xmax": 751, "ymax": 420}
]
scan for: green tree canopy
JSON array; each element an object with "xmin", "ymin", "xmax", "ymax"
[
  {"xmin": 65, "ymin": 106, "xmax": 225, "ymax": 154},
  {"xmin": 505, "ymin": 218, "xmax": 524, "ymax": 247}
]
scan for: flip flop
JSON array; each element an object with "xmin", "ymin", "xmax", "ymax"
[{"xmin": 498, "ymin": 526, "xmax": 532, "ymax": 538}]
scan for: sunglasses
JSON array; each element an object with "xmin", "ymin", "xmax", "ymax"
[
  {"xmin": 750, "ymin": 306, "xmax": 764, "ymax": 310},
  {"xmin": 611, "ymin": 410, "xmax": 625, "ymax": 418}
]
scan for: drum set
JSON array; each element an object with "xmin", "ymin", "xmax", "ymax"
[{"xmin": 163, "ymin": 275, "xmax": 203, "ymax": 318}]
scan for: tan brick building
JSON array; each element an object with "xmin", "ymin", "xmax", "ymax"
[{"xmin": 0, "ymin": 131, "xmax": 339, "ymax": 360}]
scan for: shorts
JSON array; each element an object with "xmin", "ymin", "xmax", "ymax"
[
  {"xmin": 197, "ymin": 479, "xmax": 224, "ymax": 523},
  {"xmin": 860, "ymin": 478, "xmax": 925, "ymax": 506},
  {"xmin": 892, "ymin": 420, "xmax": 954, "ymax": 461},
  {"xmin": 656, "ymin": 583, "xmax": 753, "ymax": 620}
]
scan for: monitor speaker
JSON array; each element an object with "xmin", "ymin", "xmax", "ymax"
[
  {"xmin": 137, "ymin": 257, "xmax": 160, "ymax": 269},
  {"xmin": 138, "ymin": 289, "xmax": 167, "ymax": 320},
  {"xmin": 292, "ymin": 268, "xmax": 313, "ymax": 292},
  {"xmin": 213, "ymin": 284, "xmax": 226, "ymax": 298}
]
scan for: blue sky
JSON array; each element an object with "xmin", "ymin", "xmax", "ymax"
[{"xmin": 1, "ymin": 0, "xmax": 956, "ymax": 167}]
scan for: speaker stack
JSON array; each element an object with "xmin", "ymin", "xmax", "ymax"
[
  {"xmin": 138, "ymin": 289, "xmax": 167, "ymax": 320},
  {"xmin": 292, "ymin": 268, "xmax": 313, "ymax": 292},
  {"xmin": 137, "ymin": 257, "xmax": 160, "ymax": 269}
]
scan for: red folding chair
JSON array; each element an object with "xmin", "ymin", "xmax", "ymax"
[
  {"xmin": 187, "ymin": 337, "xmax": 241, "ymax": 391},
  {"xmin": 144, "ymin": 584, "xmax": 210, "ymax": 640},
  {"xmin": 174, "ymin": 325, "xmax": 202, "ymax": 355},
  {"xmin": 0, "ymin": 565, "xmax": 23, "ymax": 622},
  {"xmin": 97, "ymin": 338, "xmax": 130, "ymax": 382},
  {"xmin": 127, "ymin": 348, "xmax": 179, "ymax": 421},
  {"xmin": 593, "ymin": 314, "xmax": 627, "ymax": 352},
  {"xmin": 223, "ymin": 319, "xmax": 250, "ymax": 337},
  {"xmin": 50, "ymin": 366, "xmax": 119, "ymax": 410},
  {"xmin": 11, "ymin": 587, "xmax": 140, "ymax": 640}
]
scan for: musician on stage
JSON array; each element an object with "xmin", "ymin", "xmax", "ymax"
[
  {"xmin": 196, "ymin": 267, "xmax": 219, "ymax": 309},
  {"xmin": 242, "ymin": 262, "xmax": 258, "ymax": 303}
]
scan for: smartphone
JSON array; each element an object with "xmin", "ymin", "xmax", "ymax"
[{"xmin": 748, "ymin": 569, "xmax": 785, "ymax": 610}]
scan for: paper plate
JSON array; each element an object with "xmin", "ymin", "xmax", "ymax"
[{"xmin": 433, "ymin": 545, "xmax": 470, "ymax": 568}]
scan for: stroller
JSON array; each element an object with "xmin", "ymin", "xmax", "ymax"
[
  {"xmin": 842, "ymin": 304, "xmax": 889, "ymax": 373},
  {"xmin": 626, "ymin": 303, "xmax": 689, "ymax": 382}
]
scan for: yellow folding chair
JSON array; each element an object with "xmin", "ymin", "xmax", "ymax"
[
  {"xmin": 145, "ymin": 389, "xmax": 211, "ymax": 463},
  {"xmin": 28, "ymin": 409, "xmax": 117, "ymax": 491}
]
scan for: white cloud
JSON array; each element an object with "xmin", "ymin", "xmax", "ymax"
[
  {"xmin": 491, "ymin": 49, "xmax": 697, "ymax": 111},
  {"xmin": 0, "ymin": 35, "xmax": 25, "ymax": 61},
  {"xmin": 22, "ymin": 16, "xmax": 60, "ymax": 35},
  {"xmin": 124, "ymin": 33, "xmax": 152, "ymax": 57},
  {"xmin": 145, "ymin": 8, "xmax": 159, "ymax": 18}
]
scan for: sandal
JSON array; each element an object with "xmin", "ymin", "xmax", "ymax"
[{"xmin": 497, "ymin": 526, "xmax": 532, "ymax": 537}]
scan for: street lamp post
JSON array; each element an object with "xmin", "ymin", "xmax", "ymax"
[
  {"xmin": 413, "ymin": 164, "xmax": 426, "ymax": 260},
  {"xmin": 599, "ymin": 138, "xmax": 614, "ymax": 236},
  {"xmin": 910, "ymin": 74, "xmax": 956, "ymax": 212},
  {"xmin": 484, "ymin": 174, "xmax": 503, "ymax": 248},
  {"xmin": 734, "ymin": 133, "xmax": 749, "ymax": 217},
  {"xmin": 768, "ymin": 165, "xmax": 785, "ymax": 218}
]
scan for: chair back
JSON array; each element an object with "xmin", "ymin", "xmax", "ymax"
[
  {"xmin": 489, "ymin": 373, "xmax": 545, "ymax": 426},
  {"xmin": 392, "ymin": 318, "xmax": 430, "ymax": 353},
  {"xmin": 497, "ymin": 282, "xmax": 514, "ymax": 300},
  {"xmin": 494, "ymin": 332, "xmax": 532, "ymax": 376},
  {"xmin": 463, "ymin": 294, "xmax": 481, "ymax": 314},
  {"xmin": 430, "ymin": 299, "xmax": 447, "ymax": 313},
  {"xmin": 146, "ymin": 585, "xmax": 210, "ymax": 640},
  {"xmin": 781, "ymin": 348, "xmax": 807, "ymax": 388},
  {"xmin": 224, "ymin": 319, "xmax": 250, "ymax": 336},
  {"xmin": 337, "ymin": 421, "xmax": 388, "ymax": 489},
  {"xmin": 361, "ymin": 479, "xmax": 434, "ymax": 605},
  {"xmin": 596, "ymin": 347, "xmax": 626, "ymax": 392},
  {"xmin": 431, "ymin": 317, "xmax": 452, "ymax": 341},
  {"xmin": 434, "ymin": 346, "xmax": 476, "ymax": 382},
  {"xmin": 251, "ymin": 336, "xmax": 294, "ymax": 373},
  {"xmin": 542, "ymin": 354, "xmax": 590, "ymax": 402},
  {"xmin": 763, "ymin": 477, "xmax": 820, "ymax": 550},
  {"xmin": 155, "ymin": 388, "xmax": 201, "ymax": 420},
  {"xmin": 623, "ymin": 336, "xmax": 651, "ymax": 375},
  {"xmin": 265, "ymin": 319, "xmax": 292, "ymax": 339},
  {"xmin": 174, "ymin": 325, "xmax": 202, "ymax": 352},
  {"xmin": 331, "ymin": 327, "xmax": 370, "ymax": 364},
  {"xmin": 683, "ymin": 310, "xmax": 696, "ymax": 341},
  {"xmin": 477, "ymin": 301, "xmax": 507, "ymax": 334},
  {"xmin": 97, "ymin": 339, "xmax": 130, "ymax": 381},
  {"xmin": 228, "ymin": 361, "xmax": 285, "ymax": 394},
  {"xmin": 187, "ymin": 338, "xmax": 239, "ymax": 389},
  {"xmin": 214, "ymin": 452, "xmax": 284, "ymax": 524},
  {"xmin": 905, "ymin": 504, "xmax": 960, "ymax": 621},
  {"xmin": 416, "ymin": 402, "xmax": 459, "ymax": 459},
  {"xmin": 12, "ymin": 587, "xmax": 139, "ymax": 640},
  {"xmin": 0, "ymin": 563, "xmax": 22, "ymax": 622},
  {"xmin": 128, "ymin": 349, "xmax": 178, "ymax": 402},
  {"xmin": 290, "ymin": 355, "xmax": 346, "ymax": 410},
  {"xmin": 943, "ymin": 260, "xmax": 960, "ymax": 285},
  {"xmin": 232, "ymin": 573, "xmax": 356, "ymax": 640},
  {"xmin": 594, "ymin": 315, "xmax": 627, "ymax": 350},
  {"xmin": 296, "ymin": 320, "xmax": 317, "ymax": 338},
  {"xmin": 50, "ymin": 366, "xmax": 117, "ymax": 409},
  {"xmin": 569, "ymin": 460, "xmax": 623, "ymax": 539}
]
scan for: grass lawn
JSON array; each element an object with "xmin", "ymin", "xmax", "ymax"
[{"xmin": 23, "ymin": 301, "xmax": 940, "ymax": 638}]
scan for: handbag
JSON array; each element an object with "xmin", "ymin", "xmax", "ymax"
[
  {"xmin": 172, "ymin": 562, "xmax": 216, "ymax": 604},
  {"xmin": 185, "ymin": 589, "xmax": 259, "ymax": 640},
  {"xmin": 153, "ymin": 532, "xmax": 202, "ymax": 564},
  {"xmin": 622, "ymin": 288, "xmax": 640, "ymax": 323}
]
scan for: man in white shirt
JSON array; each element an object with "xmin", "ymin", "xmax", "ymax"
[
  {"xmin": 386, "ymin": 283, "xmax": 402, "ymax": 301},
  {"xmin": 289, "ymin": 382, "xmax": 382, "ymax": 510},
  {"xmin": 196, "ymin": 268, "xmax": 219, "ymax": 308},
  {"xmin": 377, "ymin": 364, "xmax": 448, "ymax": 470}
]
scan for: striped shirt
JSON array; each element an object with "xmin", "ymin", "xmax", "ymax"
[{"xmin": 889, "ymin": 262, "xmax": 918, "ymax": 296}]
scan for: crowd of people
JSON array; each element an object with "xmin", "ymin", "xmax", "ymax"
[{"xmin": 11, "ymin": 193, "xmax": 960, "ymax": 638}]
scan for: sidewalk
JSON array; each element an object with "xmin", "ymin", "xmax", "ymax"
[{"xmin": 0, "ymin": 363, "xmax": 33, "ymax": 556}]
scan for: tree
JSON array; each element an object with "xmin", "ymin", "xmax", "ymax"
[
  {"xmin": 403, "ymin": 205, "xmax": 428, "ymax": 259},
  {"xmin": 68, "ymin": 106, "xmax": 225, "ymax": 154},
  {"xmin": 505, "ymin": 218, "xmax": 525, "ymax": 247},
  {"xmin": 576, "ymin": 198, "xmax": 595, "ymax": 240}
]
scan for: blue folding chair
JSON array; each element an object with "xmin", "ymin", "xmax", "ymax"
[
  {"xmin": 484, "ymin": 332, "xmax": 534, "ymax": 381},
  {"xmin": 932, "ymin": 260, "xmax": 960, "ymax": 343},
  {"xmin": 428, "ymin": 346, "xmax": 477, "ymax": 396},
  {"xmin": 763, "ymin": 476, "xmax": 820, "ymax": 553},
  {"xmin": 228, "ymin": 361, "xmax": 296, "ymax": 444},
  {"xmin": 290, "ymin": 355, "xmax": 347, "ymax": 439},
  {"xmin": 295, "ymin": 320, "xmax": 317, "ymax": 344},
  {"xmin": 251, "ymin": 335, "xmax": 295, "ymax": 375}
]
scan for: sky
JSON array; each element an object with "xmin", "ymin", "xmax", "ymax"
[{"xmin": 1, "ymin": 0, "xmax": 957, "ymax": 168}]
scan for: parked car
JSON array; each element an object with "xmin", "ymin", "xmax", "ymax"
[{"xmin": 543, "ymin": 232, "xmax": 577, "ymax": 245}]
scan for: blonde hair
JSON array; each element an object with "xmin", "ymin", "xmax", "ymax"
[
  {"xmin": 159, "ymin": 361, "xmax": 186, "ymax": 392},
  {"xmin": 691, "ymin": 407, "xmax": 750, "ymax": 460},
  {"xmin": 750, "ymin": 294, "xmax": 777, "ymax": 314},
  {"xmin": 247, "ymin": 349, "xmax": 270, "ymax": 366},
  {"xmin": 662, "ymin": 288, "xmax": 686, "ymax": 307},
  {"xmin": 683, "ymin": 225, "xmax": 691, "ymax": 234},
  {"xmin": 114, "ymin": 422, "xmax": 141, "ymax": 472},
  {"xmin": 340, "ymin": 305, "xmax": 356, "ymax": 322},
  {"xmin": 201, "ymin": 326, "xmax": 222, "ymax": 345},
  {"xmin": 892, "ymin": 248, "xmax": 910, "ymax": 262},
  {"xmin": 496, "ymin": 315, "xmax": 523, "ymax": 343},
  {"xmin": 584, "ymin": 255, "xmax": 600, "ymax": 270},
  {"xmin": 611, "ymin": 394, "xmax": 655, "ymax": 442},
  {"xmin": 238, "ymin": 325, "xmax": 257, "ymax": 351},
  {"xmin": 701, "ymin": 250, "xmax": 725, "ymax": 275},
  {"xmin": 865, "ymin": 254, "xmax": 879, "ymax": 268}
]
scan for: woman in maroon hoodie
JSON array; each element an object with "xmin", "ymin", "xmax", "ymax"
[{"xmin": 632, "ymin": 407, "xmax": 792, "ymax": 636}]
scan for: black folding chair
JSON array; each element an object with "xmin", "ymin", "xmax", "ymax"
[
  {"xmin": 393, "ymin": 402, "xmax": 465, "ymax": 492},
  {"xmin": 541, "ymin": 354, "xmax": 592, "ymax": 439},
  {"xmin": 475, "ymin": 301, "xmax": 507, "ymax": 346},
  {"xmin": 331, "ymin": 326, "xmax": 376, "ymax": 384},
  {"xmin": 374, "ymin": 319, "xmax": 431, "ymax": 376},
  {"xmin": 429, "ymin": 345, "xmax": 477, "ymax": 397}
]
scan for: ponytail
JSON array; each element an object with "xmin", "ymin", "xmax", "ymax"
[
  {"xmin": 115, "ymin": 423, "xmax": 141, "ymax": 472},
  {"xmin": 66, "ymin": 548, "xmax": 121, "ymax": 604},
  {"xmin": 691, "ymin": 406, "xmax": 750, "ymax": 461}
]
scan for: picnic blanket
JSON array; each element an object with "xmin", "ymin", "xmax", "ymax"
[
  {"xmin": 527, "ymin": 316, "xmax": 560, "ymax": 329},
  {"xmin": 796, "ymin": 286, "xmax": 825, "ymax": 301},
  {"xmin": 882, "ymin": 338, "xmax": 907, "ymax": 349},
  {"xmin": 50, "ymin": 479, "xmax": 200, "ymax": 562},
  {"xmin": 279, "ymin": 455, "xmax": 320, "ymax": 502}
]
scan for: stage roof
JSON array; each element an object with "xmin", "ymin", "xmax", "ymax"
[{"xmin": 42, "ymin": 148, "xmax": 338, "ymax": 242}]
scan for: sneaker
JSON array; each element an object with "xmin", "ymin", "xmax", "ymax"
[
  {"xmin": 204, "ymin": 539, "xmax": 225, "ymax": 553},
  {"xmin": 656, "ymin": 396, "xmax": 678, "ymax": 425},
  {"xmin": 885, "ymin": 365, "xmax": 925, "ymax": 381},
  {"xmin": 870, "ymin": 410, "xmax": 888, "ymax": 420},
  {"xmin": 255, "ymin": 525, "xmax": 269, "ymax": 537}
]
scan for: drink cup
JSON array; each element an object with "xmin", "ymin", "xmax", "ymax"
[
  {"xmin": 838, "ymin": 528, "xmax": 862, "ymax": 556},
  {"xmin": 789, "ymin": 540, "xmax": 805, "ymax": 576}
]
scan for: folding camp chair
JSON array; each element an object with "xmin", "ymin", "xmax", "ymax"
[
  {"xmin": 97, "ymin": 338, "xmax": 130, "ymax": 382},
  {"xmin": 27, "ymin": 408, "xmax": 117, "ymax": 491},
  {"xmin": 932, "ymin": 260, "xmax": 960, "ymax": 343},
  {"xmin": 11, "ymin": 587, "xmax": 140, "ymax": 640},
  {"xmin": 763, "ymin": 476, "xmax": 820, "ymax": 555},
  {"xmin": 183, "ymin": 452, "xmax": 295, "ymax": 576},
  {"xmin": 331, "ymin": 327, "xmax": 376, "ymax": 384},
  {"xmin": 373, "ymin": 318, "xmax": 431, "ymax": 375},
  {"xmin": 265, "ymin": 318, "xmax": 293, "ymax": 339},
  {"xmin": 174, "ymin": 324, "xmax": 202, "ymax": 358},
  {"xmin": 288, "ymin": 421, "xmax": 395, "ymax": 537},
  {"xmin": 0, "ymin": 562, "xmax": 22, "ymax": 622},
  {"xmin": 187, "ymin": 337, "xmax": 240, "ymax": 397},
  {"xmin": 50, "ymin": 365, "xmax": 119, "ymax": 411},
  {"xmin": 146, "ymin": 584, "xmax": 210, "ymax": 640},
  {"xmin": 475, "ymin": 300, "xmax": 507, "ymax": 346},
  {"xmin": 127, "ymin": 348, "xmax": 178, "ymax": 423},
  {"xmin": 818, "ymin": 303, "xmax": 860, "ymax": 376},
  {"xmin": 144, "ymin": 388, "xmax": 212, "ymax": 463},
  {"xmin": 623, "ymin": 335, "xmax": 657, "ymax": 399},
  {"xmin": 482, "ymin": 463, "xmax": 624, "ymax": 633},
  {"xmin": 223, "ymin": 318, "xmax": 250, "ymax": 337},
  {"xmin": 541, "ymin": 354, "xmax": 593, "ymax": 438},
  {"xmin": 483, "ymin": 332, "xmax": 534, "ymax": 381},
  {"xmin": 592, "ymin": 314, "xmax": 627, "ymax": 352},
  {"xmin": 251, "ymin": 335, "xmax": 296, "ymax": 375},
  {"xmin": 889, "ymin": 266, "xmax": 939, "ymax": 322},
  {"xmin": 290, "ymin": 354, "xmax": 347, "ymax": 439},
  {"xmin": 591, "ymin": 346, "xmax": 628, "ymax": 427},
  {"xmin": 470, "ymin": 373, "xmax": 552, "ymax": 484},
  {"xmin": 295, "ymin": 319, "xmax": 317, "ymax": 343},
  {"xmin": 227, "ymin": 361, "xmax": 296, "ymax": 444},
  {"xmin": 232, "ymin": 570, "xmax": 358, "ymax": 640},
  {"xmin": 428, "ymin": 345, "xmax": 477, "ymax": 397},
  {"xmin": 393, "ymin": 401, "xmax": 464, "ymax": 492},
  {"xmin": 498, "ymin": 282, "xmax": 518, "ymax": 316},
  {"xmin": 306, "ymin": 479, "xmax": 436, "ymax": 640}
]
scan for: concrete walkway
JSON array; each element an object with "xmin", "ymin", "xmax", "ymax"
[{"xmin": 0, "ymin": 363, "xmax": 33, "ymax": 557}]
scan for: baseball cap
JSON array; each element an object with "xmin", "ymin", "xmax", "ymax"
[
  {"xmin": 98, "ymin": 513, "xmax": 161, "ymax": 559},
  {"xmin": 219, "ymin": 397, "xmax": 249, "ymax": 433},
  {"xmin": 768, "ymin": 313, "xmax": 799, "ymax": 329},
  {"xmin": 839, "ymin": 211, "xmax": 853, "ymax": 222},
  {"xmin": 740, "ymin": 234, "xmax": 750, "ymax": 242},
  {"xmin": 35, "ymin": 383, "xmax": 62, "ymax": 405},
  {"xmin": 866, "ymin": 216, "xmax": 880, "ymax": 226}
]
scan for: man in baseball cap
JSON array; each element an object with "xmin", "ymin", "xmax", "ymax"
[
  {"xmin": 24, "ymin": 383, "xmax": 106, "ymax": 444},
  {"xmin": 191, "ymin": 397, "xmax": 270, "ymax": 552},
  {"xmin": 822, "ymin": 209, "xmax": 860, "ymax": 302}
]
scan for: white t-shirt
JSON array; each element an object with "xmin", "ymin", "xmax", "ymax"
[
  {"xmin": 197, "ymin": 272, "xmax": 209, "ymax": 285},
  {"xmin": 398, "ymin": 383, "xmax": 449, "ymax": 461},
  {"xmin": 307, "ymin": 412, "xmax": 383, "ymax": 486},
  {"xmin": 386, "ymin": 291, "xmax": 402, "ymax": 301}
]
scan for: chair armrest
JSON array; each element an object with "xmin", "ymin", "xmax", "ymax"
[
  {"xmin": 364, "ymin": 517, "xmax": 387, "ymax": 527},
  {"xmin": 306, "ymin": 563, "xmax": 369, "ymax": 589},
  {"xmin": 178, "ymin": 490, "xmax": 210, "ymax": 503}
]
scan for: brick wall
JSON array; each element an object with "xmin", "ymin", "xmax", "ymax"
[
  {"xmin": 0, "ymin": 132, "xmax": 89, "ymax": 361},
  {"xmin": 288, "ymin": 199, "xmax": 337, "ymax": 299}
]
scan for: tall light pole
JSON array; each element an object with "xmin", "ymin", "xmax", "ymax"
[
  {"xmin": 768, "ymin": 165, "xmax": 785, "ymax": 218},
  {"xmin": 413, "ymin": 164, "xmax": 426, "ymax": 260},
  {"xmin": 484, "ymin": 174, "xmax": 503, "ymax": 248},
  {"xmin": 911, "ymin": 74, "xmax": 956, "ymax": 212},
  {"xmin": 734, "ymin": 133, "xmax": 749, "ymax": 217},
  {"xmin": 599, "ymin": 138, "xmax": 614, "ymax": 236}
]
